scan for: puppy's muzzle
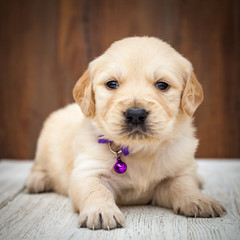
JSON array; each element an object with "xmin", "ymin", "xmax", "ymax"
[{"xmin": 125, "ymin": 108, "xmax": 148, "ymax": 130}]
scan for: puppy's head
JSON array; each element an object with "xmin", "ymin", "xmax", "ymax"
[{"xmin": 73, "ymin": 37, "xmax": 203, "ymax": 145}]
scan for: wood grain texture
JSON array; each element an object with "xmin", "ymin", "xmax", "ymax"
[
  {"xmin": 0, "ymin": 159, "xmax": 239, "ymax": 239},
  {"xmin": 0, "ymin": 0, "xmax": 239, "ymax": 159},
  {"xmin": 0, "ymin": 160, "xmax": 32, "ymax": 209}
]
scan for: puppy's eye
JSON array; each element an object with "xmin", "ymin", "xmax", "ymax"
[
  {"xmin": 155, "ymin": 81, "xmax": 169, "ymax": 91},
  {"xmin": 106, "ymin": 80, "xmax": 119, "ymax": 89}
]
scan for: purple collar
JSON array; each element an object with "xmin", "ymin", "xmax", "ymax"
[
  {"xmin": 98, "ymin": 135, "xmax": 129, "ymax": 156},
  {"xmin": 98, "ymin": 135, "xmax": 129, "ymax": 174}
]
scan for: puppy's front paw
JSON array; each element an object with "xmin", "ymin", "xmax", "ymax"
[
  {"xmin": 174, "ymin": 195, "xmax": 226, "ymax": 218},
  {"xmin": 26, "ymin": 170, "xmax": 52, "ymax": 193},
  {"xmin": 79, "ymin": 203, "xmax": 125, "ymax": 230}
]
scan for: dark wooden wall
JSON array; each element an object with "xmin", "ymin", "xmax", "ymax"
[{"xmin": 0, "ymin": 0, "xmax": 239, "ymax": 159}]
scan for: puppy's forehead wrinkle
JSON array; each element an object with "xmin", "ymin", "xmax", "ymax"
[{"xmin": 105, "ymin": 37, "xmax": 188, "ymax": 67}]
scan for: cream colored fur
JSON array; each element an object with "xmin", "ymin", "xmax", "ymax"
[{"xmin": 27, "ymin": 37, "xmax": 226, "ymax": 230}]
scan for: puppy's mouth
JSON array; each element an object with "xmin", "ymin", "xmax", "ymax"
[{"xmin": 122, "ymin": 128, "xmax": 149, "ymax": 140}]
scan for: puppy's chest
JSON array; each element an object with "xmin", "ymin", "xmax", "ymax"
[
  {"xmin": 111, "ymin": 156, "xmax": 167, "ymax": 204},
  {"xmin": 126, "ymin": 154, "xmax": 167, "ymax": 182}
]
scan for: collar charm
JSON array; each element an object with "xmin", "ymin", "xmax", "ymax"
[
  {"xmin": 98, "ymin": 136, "xmax": 129, "ymax": 174},
  {"xmin": 109, "ymin": 142, "xmax": 127, "ymax": 174}
]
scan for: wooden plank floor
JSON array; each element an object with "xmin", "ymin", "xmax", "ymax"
[{"xmin": 0, "ymin": 159, "xmax": 239, "ymax": 240}]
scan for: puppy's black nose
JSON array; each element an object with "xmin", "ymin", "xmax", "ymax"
[{"xmin": 125, "ymin": 108, "xmax": 148, "ymax": 126}]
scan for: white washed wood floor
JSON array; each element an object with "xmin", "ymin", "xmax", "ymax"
[{"xmin": 0, "ymin": 159, "xmax": 240, "ymax": 240}]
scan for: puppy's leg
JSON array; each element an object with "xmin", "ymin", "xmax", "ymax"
[
  {"xmin": 69, "ymin": 168, "xmax": 125, "ymax": 230},
  {"xmin": 26, "ymin": 161, "xmax": 53, "ymax": 193},
  {"xmin": 152, "ymin": 174, "xmax": 226, "ymax": 217}
]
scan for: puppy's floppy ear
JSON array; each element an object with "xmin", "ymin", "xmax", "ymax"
[
  {"xmin": 73, "ymin": 69, "xmax": 95, "ymax": 117},
  {"xmin": 181, "ymin": 72, "xmax": 204, "ymax": 117}
]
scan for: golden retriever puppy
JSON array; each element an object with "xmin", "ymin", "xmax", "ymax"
[{"xmin": 27, "ymin": 37, "xmax": 226, "ymax": 230}]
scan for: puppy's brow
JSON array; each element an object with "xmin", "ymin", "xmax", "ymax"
[{"xmin": 95, "ymin": 72, "xmax": 125, "ymax": 85}]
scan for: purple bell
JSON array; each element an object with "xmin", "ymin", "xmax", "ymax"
[{"xmin": 114, "ymin": 157, "xmax": 127, "ymax": 174}]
